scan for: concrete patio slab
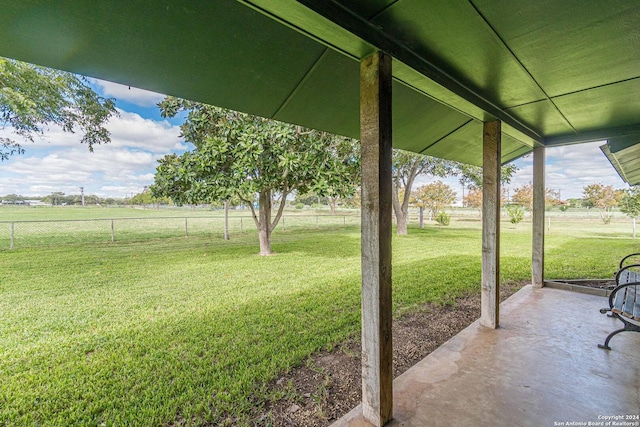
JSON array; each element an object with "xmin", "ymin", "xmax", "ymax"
[{"xmin": 332, "ymin": 285, "xmax": 639, "ymax": 427}]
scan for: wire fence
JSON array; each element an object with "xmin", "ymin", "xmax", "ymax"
[
  {"xmin": 1, "ymin": 208, "xmax": 636, "ymax": 250},
  {"xmin": 0, "ymin": 215, "xmax": 361, "ymax": 250}
]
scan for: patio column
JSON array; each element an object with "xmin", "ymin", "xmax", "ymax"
[
  {"xmin": 532, "ymin": 145, "xmax": 545, "ymax": 287},
  {"xmin": 481, "ymin": 120, "xmax": 501, "ymax": 329},
  {"xmin": 360, "ymin": 50, "xmax": 393, "ymax": 427}
]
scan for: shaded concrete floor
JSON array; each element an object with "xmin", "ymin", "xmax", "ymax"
[{"xmin": 332, "ymin": 285, "xmax": 640, "ymax": 427}]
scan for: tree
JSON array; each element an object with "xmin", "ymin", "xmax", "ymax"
[
  {"xmin": 463, "ymin": 188, "xmax": 483, "ymax": 216},
  {"xmin": 619, "ymin": 186, "xmax": 640, "ymax": 219},
  {"xmin": 44, "ymin": 192, "xmax": 66, "ymax": 206},
  {"xmin": 412, "ymin": 181, "xmax": 457, "ymax": 220},
  {"xmin": 582, "ymin": 183, "xmax": 618, "ymax": 224},
  {"xmin": 312, "ymin": 137, "xmax": 360, "ymax": 215},
  {"xmin": 0, "ymin": 58, "xmax": 117, "ymax": 160},
  {"xmin": 566, "ymin": 198, "xmax": 582, "ymax": 208},
  {"xmin": 1, "ymin": 193, "xmax": 24, "ymax": 204},
  {"xmin": 506, "ymin": 204, "xmax": 524, "ymax": 224},
  {"xmin": 152, "ymin": 97, "xmax": 360, "ymax": 255},
  {"xmin": 512, "ymin": 183, "xmax": 560, "ymax": 211},
  {"xmin": 455, "ymin": 163, "xmax": 518, "ymax": 190},
  {"xmin": 130, "ymin": 189, "xmax": 171, "ymax": 206},
  {"xmin": 391, "ymin": 149, "xmax": 455, "ymax": 235},
  {"xmin": 294, "ymin": 193, "xmax": 328, "ymax": 207}
]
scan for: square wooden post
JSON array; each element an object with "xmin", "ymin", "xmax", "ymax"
[
  {"xmin": 481, "ymin": 120, "xmax": 501, "ymax": 329},
  {"xmin": 532, "ymin": 145, "xmax": 545, "ymax": 288},
  {"xmin": 360, "ymin": 50, "xmax": 393, "ymax": 426}
]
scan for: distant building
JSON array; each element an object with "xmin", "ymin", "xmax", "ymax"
[{"xmin": 25, "ymin": 200, "xmax": 51, "ymax": 206}]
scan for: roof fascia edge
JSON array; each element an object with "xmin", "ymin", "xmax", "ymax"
[
  {"xmin": 295, "ymin": 0, "xmax": 543, "ymax": 144},
  {"xmin": 544, "ymin": 124, "xmax": 640, "ymax": 147},
  {"xmin": 600, "ymin": 144, "xmax": 629, "ymax": 184}
]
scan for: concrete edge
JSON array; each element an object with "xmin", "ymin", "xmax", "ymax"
[{"xmin": 544, "ymin": 280, "xmax": 612, "ymax": 297}]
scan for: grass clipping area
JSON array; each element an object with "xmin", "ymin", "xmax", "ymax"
[{"xmin": 0, "ymin": 219, "xmax": 634, "ymax": 425}]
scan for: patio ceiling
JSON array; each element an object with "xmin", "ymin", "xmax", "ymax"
[{"xmin": 0, "ymin": 0, "xmax": 639, "ymax": 173}]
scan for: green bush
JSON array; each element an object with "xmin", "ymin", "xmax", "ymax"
[
  {"xmin": 435, "ymin": 211, "xmax": 450, "ymax": 226},
  {"xmin": 295, "ymin": 203, "xmax": 304, "ymax": 210},
  {"xmin": 506, "ymin": 204, "xmax": 524, "ymax": 224}
]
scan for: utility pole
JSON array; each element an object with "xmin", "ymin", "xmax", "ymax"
[{"xmin": 80, "ymin": 187, "xmax": 85, "ymax": 207}]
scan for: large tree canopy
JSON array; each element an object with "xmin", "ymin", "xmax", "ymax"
[
  {"xmin": 455, "ymin": 163, "xmax": 518, "ymax": 190},
  {"xmin": 0, "ymin": 58, "xmax": 117, "ymax": 160},
  {"xmin": 152, "ymin": 97, "xmax": 360, "ymax": 255}
]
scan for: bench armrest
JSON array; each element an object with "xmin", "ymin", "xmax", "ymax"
[
  {"xmin": 615, "ymin": 263, "xmax": 640, "ymax": 285},
  {"xmin": 619, "ymin": 253, "xmax": 640, "ymax": 269}
]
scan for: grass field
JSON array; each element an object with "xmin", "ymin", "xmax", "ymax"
[
  {"xmin": 0, "ymin": 211, "xmax": 637, "ymax": 425},
  {"xmin": 0, "ymin": 206, "xmax": 360, "ymax": 249}
]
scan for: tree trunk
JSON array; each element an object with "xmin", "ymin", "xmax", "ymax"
[
  {"xmin": 396, "ymin": 213, "xmax": 408, "ymax": 235},
  {"xmin": 391, "ymin": 182, "xmax": 408, "ymax": 235},
  {"xmin": 330, "ymin": 198, "xmax": 337, "ymax": 215},
  {"xmin": 258, "ymin": 190, "xmax": 272, "ymax": 255}
]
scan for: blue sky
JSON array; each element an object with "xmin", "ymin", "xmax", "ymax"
[{"xmin": 0, "ymin": 79, "xmax": 628, "ymax": 200}]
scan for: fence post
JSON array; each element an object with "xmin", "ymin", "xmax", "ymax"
[
  {"xmin": 316, "ymin": 215, "xmax": 319, "ymax": 228},
  {"xmin": 282, "ymin": 217, "xmax": 285, "ymax": 231},
  {"xmin": 10, "ymin": 222, "xmax": 14, "ymax": 249},
  {"xmin": 185, "ymin": 217, "xmax": 188, "ymax": 237},
  {"xmin": 111, "ymin": 219, "xmax": 115, "ymax": 242},
  {"xmin": 634, "ymin": 218, "xmax": 636, "ymax": 239},
  {"xmin": 343, "ymin": 215, "xmax": 346, "ymax": 226},
  {"xmin": 240, "ymin": 217, "xmax": 243, "ymax": 234},
  {"xmin": 224, "ymin": 200, "xmax": 229, "ymax": 240}
]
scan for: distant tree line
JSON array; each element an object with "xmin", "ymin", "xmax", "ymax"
[{"xmin": 2, "ymin": 192, "xmax": 126, "ymax": 206}]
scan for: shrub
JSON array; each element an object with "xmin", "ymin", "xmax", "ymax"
[
  {"xmin": 506, "ymin": 204, "xmax": 524, "ymax": 224},
  {"xmin": 295, "ymin": 203, "xmax": 304, "ymax": 210},
  {"xmin": 435, "ymin": 211, "xmax": 450, "ymax": 226}
]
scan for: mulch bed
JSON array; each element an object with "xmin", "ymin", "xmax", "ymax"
[{"xmin": 247, "ymin": 281, "xmax": 524, "ymax": 426}]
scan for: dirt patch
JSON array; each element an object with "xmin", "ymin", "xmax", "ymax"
[
  {"xmin": 549, "ymin": 279, "xmax": 616, "ymax": 289},
  {"xmin": 250, "ymin": 281, "xmax": 523, "ymax": 426}
]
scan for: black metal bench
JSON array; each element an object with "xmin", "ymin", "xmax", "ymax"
[
  {"xmin": 598, "ymin": 253, "xmax": 640, "ymax": 350},
  {"xmin": 615, "ymin": 252, "xmax": 640, "ymax": 283}
]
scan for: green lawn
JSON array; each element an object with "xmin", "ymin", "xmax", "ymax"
[
  {"xmin": 0, "ymin": 218, "xmax": 636, "ymax": 425},
  {"xmin": 0, "ymin": 206, "xmax": 360, "ymax": 249}
]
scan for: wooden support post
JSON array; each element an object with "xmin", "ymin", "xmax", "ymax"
[
  {"xmin": 481, "ymin": 120, "xmax": 501, "ymax": 329},
  {"xmin": 360, "ymin": 50, "xmax": 393, "ymax": 427},
  {"xmin": 532, "ymin": 145, "xmax": 545, "ymax": 288}
]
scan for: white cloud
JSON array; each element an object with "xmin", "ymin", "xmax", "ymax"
[
  {"xmin": 410, "ymin": 141, "xmax": 626, "ymax": 203},
  {"xmin": 0, "ymin": 111, "xmax": 185, "ymax": 198},
  {"xmin": 105, "ymin": 110, "xmax": 183, "ymax": 153},
  {"xmin": 92, "ymin": 79, "xmax": 165, "ymax": 107},
  {"xmin": 507, "ymin": 141, "xmax": 626, "ymax": 200}
]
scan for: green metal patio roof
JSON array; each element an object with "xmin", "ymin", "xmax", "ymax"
[{"xmin": 0, "ymin": 1, "xmax": 639, "ymax": 176}]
